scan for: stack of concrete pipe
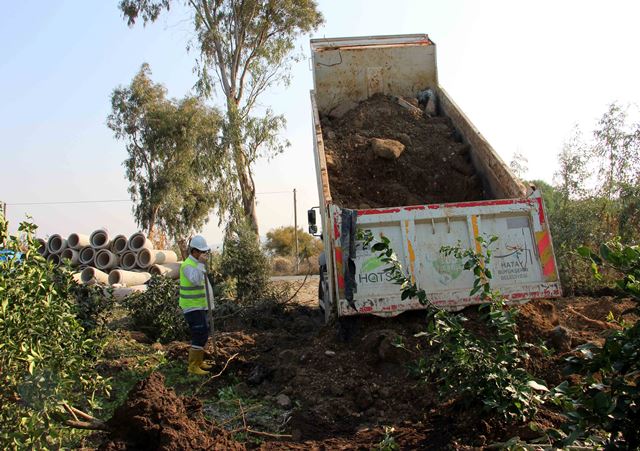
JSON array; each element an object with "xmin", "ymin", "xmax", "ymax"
[{"xmin": 37, "ymin": 229, "xmax": 183, "ymax": 293}]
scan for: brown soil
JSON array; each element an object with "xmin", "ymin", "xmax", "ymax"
[
  {"xmin": 322, "ymin": 94, "xmax": 485, "ymax": 209},
  {"xmin": 99, "ymin": 372, "xmax": 244, "ymax": 451},
  {"xmin": 100, "ymin": 279, "xmax": 637, "ymax": 449}
]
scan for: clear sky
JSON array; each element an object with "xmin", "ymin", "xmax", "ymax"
[{"xmin": 2, "ymin": 0, "xmax": 639, "ymax": 245}]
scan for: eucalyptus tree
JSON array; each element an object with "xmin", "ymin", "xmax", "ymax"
[
  {"xmin": 108, "ymin": 63, "xmax": 224, "ymax": 252},
  {"xmin": 119, "ymin": 0, "xmax": 324, "ymax": 235}
]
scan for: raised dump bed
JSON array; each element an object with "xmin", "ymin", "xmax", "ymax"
[{"xmin": 309, "ymin": 34, "xmax": 561, "ymax": 320}]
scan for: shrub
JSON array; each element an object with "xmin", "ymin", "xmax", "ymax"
[
  {"xmin": 123, "ymin": 276, "xmax": 189, "ymax": 343},
  {"xmin": 271, "ymin": 256, "xmax": 293, "ymax": 274},
  {"xmin": 0, "ymin": 219, "xmax": 108, "ymax": 448},
  {"xmin": 71, "ymin": 283, "xmax": 116, "ymax": 334},
  {"xmin": 366, "ymin": 233, "xmax": 547, "ymax": 422},
  {"xmin": 549, "ymin": 240, "xmax": 640, "ymax": 449},
  {"xmin": 221, "ymin": 222, "xmax": 270, "ymax": 303}
]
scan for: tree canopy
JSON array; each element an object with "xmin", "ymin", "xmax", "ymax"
[
  {"xmin": 118, "ymin": 0, "xmax": 324, "ymax": 235},
  {"xmin": 265, "ymin": 225, "xmax": 323, "ymax": 260},
  {"xmin": 107, "ymin": 63, "xmax": 224, "ymax": 250}
]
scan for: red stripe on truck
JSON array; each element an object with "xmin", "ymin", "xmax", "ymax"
[{"xmin": 357, "ymin": 198, "xmax": 534, "ymax": 216}]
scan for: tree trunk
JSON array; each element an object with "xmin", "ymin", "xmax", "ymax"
[
  {"xmin": 177, "ymin": 237, "xmax": 189, "ymax": 260},
  {"xmin": 226, "ymin": 101, "xmax": 260, "ymax": 237}
]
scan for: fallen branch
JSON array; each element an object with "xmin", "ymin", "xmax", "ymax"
[
  {"xmin": 281, "ymin": 268, "xmax": 312, "ymax": 305},
  {"xmin": 230, "ymin": 426, "xmax": 293, "ymax": 439},
  {"xmin": 245, "ymin": 428, "xmax": 293, "ymax": 439},
  {"xmin": 195, "ymin": 352, "xmax": 239, "ymax": 395},
  {"xmin": 219, "ymin": 404, "xmax": 262, "ymax": 427},
  {"xmin": 64, "ymin": 419, "xmax": 110, "ymax": 431},
  {"xmin": 62, "ymin": 403, "xmax": 109, "ymax": 431},
  {"xmin": 238, "ymin": 399, "xmax": 247, "ymax": 430}
]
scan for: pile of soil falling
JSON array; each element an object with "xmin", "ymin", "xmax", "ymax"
[
  {"xmin": 321, "ymin": 94, "xmax": 485, "ymax": 209},
  {"xmin": 99, "ymin": 372, "xmax": 244, "ymax": 451}
]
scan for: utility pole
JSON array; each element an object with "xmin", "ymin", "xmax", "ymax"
[
  {"xmin": 293, "ymin": 189, "xmax": 299, "ymax": 273},
  {"xmin": 1, "ymin": 201, "xmax": 6, "ymax": 220}
]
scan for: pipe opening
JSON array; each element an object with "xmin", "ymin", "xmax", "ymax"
[
  {"xmin": 49, "ymin": 235, "xmax": 63, "ymax": 253},
  {"xmin": 138, "ymin": 249, "xmax": 151, "ymax": 266},
  {"xmin": 122, "ymin": 252, "xmax": 137, "ymax": 269},
  {"xmin": 108, "ymin": 271, "xmax": 122, "ymax": 285},
  {"xmin": 80, "ymin": 247, "xmax": 95, "ymax": 264},
  {"xmin": 68, "ymin": 233, "xmax": 80, "ymax": 248},
  {"xmin": 89, "ymin": 230, "xmax": 109, "ymax": 247},
  {"xmin": 113, "ymin": 236, "xmax": 128, "ymax": 253}
]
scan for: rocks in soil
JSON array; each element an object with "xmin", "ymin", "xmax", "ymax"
[
  {"xmin": 371, "ymin": 138, "xmax": 406, "ymax": 160},
  {"xmin": 276, "ymin": 393, "xmax": 292, "ymax": 409},
  {"xmin": 361, "ymin": 329, "xmax": 409, "ymax": 364},
  {"xmin": 548, "ymin": 325, "xmax": 572, "ymax": 352},
  {"xmin": 247, "ymin": 363, "xmax": 272, "ymax": 385}
]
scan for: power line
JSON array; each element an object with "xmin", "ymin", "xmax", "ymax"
[
  {"xmin": 7, "ymin": 190, "xmax": 297, "ymax": 206},
  {"xmin": 7, "ymin": 199, "xmax": 131, "ymax": 206}
]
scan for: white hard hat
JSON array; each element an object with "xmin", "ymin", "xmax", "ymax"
[{"xmin": 189, "ymin": 235, "xmax": 210, "ymax": 252}]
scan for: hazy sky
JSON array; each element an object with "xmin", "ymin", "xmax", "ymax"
[{"xmin": 2, "ymin": 0, "xmax": 639, "ymax": 244}]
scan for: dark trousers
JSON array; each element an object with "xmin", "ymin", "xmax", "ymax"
[{"xmin": 183, "ymin": 310, "xmax": 209, "ymax": 348}]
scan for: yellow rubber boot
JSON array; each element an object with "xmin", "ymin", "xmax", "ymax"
[
  {"xmin": 200, "ymin": 357, "xmax": 213, "ymax": 370},
  {"xmin": 188, "ymin": 349, "xmax": 210, "ymax": 375}
]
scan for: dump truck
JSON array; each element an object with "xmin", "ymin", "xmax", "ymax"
[{"xmin": 307, "ymin": 34, "xmax": 562, "ymax": 323}]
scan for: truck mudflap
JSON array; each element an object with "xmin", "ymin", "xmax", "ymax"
[{"xmin": 329, "ymin": 191, "xmax": 562, "ymax": 317}]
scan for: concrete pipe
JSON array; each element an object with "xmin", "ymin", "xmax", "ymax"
[
  {"xmin": 128, "ymin": 232, "xmax": 153, "ymax": 252},
  {"xmin": 47, "ymin": 253, "xmax": 60, "ymax": 266},
  {"xmin": 111, "ymin": 234, "xmax": 128, "ymax": 254},
  {"xmin": 108, "ymin": 269, "xmax": 151, "ymax": 287},
  {"xmin": 47, "ymin": 234, "xmax": 68, "ymax": 254},
  {"xmin": 72, "ymin": 272, "xmax": 83, "ymax": 284},
  {"xmin": 109, "ymin": 284, "xmax": 148, "ymax": 300},
  {"xmin": 79, "ymin": 247, "xmax": 95, "ymax": 265},
  {"xmin": 90, "ymin": 228, "xmax": 110, "ymax": 250},
  {"xmin": 80, "ymin": 267, "xmax": 109, "ymax": 285},
  {"xmin": 67, "ymin": 233, "xmax": 90, "ymax": 250},
  {"xmin": 60, "ymin": 248, "xmax": 81, "ymax": 266},
  {"xmin": 149, "ymin": 262, "xmax": 182, "ymax": 278},
  {"xmin": 120, "ymin": 251, "xmax": 138, "ymax": 270},
  {"xmin": 36, "ymin": 238, "xmax": 49, "ymax": 257},
  {"xmin": 95, "ymin": 249, "xmax": 120, "ymax": 270},
  {"xmin": 137, "ymin": 249, "xmax": 178, "ymax": 268}
]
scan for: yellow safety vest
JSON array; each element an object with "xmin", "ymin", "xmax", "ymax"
[{"xmin": 179, "ymin": 258, "xmax": 206, "ymax": 310}]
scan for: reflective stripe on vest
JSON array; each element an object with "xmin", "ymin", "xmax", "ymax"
[{"xmin": 179, "ymin": 258, "xmax": 206, "ymax": 309}]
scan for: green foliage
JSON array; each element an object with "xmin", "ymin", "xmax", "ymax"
[
  {"xmin": 71, "ymin": 284, "xmax": 116, "ymax": 334},
  {"xmin": 378, "ymin": 426, "xmax": 400, "ymax": 451},
  {"xmin": 123, "ymin": 276, "xmax": 189, "ymax": 343},
  {"xmin": 540, "ymin": 105, "xmax": 640, "ymax": 295},
  {"xmin": 221, "ymin": 221, "xmax": 270, "ymax": 303},
  {"xmin": 0, "ymin": 218, "xmax": 108, "ymax": 449},
  {"xmin": 206, "ymin": 251, "xmax": 237, "ymax": 301},
  {"xmin": 265, "ymin": 226, "xmax": 323, "ymax": 260},
  {"xmin": 108, "ymin": 63, "xmax": 225, "ymax": 241},
  {"xmin": 119, "ymin": 0, "xmax": 324, "ymax": 233},
  {"xmin": 362, "ymin": 232, "xmax": 547, "ymax": 423},
  {"xmin": 550, "ymin": 239, "xmax": 640, "ymax": 449}
]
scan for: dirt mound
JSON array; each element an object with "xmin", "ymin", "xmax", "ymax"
[
  {"xmin": 322, "ymin": 94, "xmax": 484, "ymax": 209},
  {"xmin": 99, "ymin": 372, "xmax": 244, "ymax": 451}
]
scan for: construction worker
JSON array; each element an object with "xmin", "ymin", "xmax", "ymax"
[{"xmin": 179, "ymin": 235, "xmax": 212, "ymax": 375}]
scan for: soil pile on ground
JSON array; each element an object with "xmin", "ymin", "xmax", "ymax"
[
  {"xmin": 322, "ymin": 94, "xmax": 484, "ymax": 209},
  {"xmin": 99, "ymin": 372, "xmax": 244, "ymax": 451},
  {"xmin": 194, "ymin": 294, "xmax": 634, "ymax": 448}
]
